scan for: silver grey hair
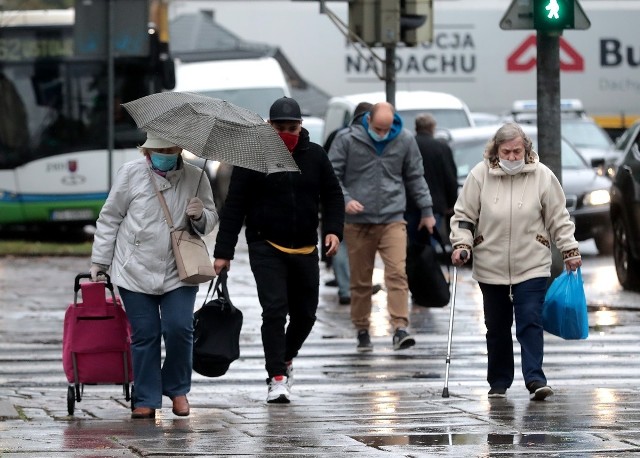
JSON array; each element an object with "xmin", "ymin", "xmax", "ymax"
[{"xmin": 483, "ymin": 122, "xmax": 534, "ymax": 166}]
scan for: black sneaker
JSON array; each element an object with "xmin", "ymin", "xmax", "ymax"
[
  {"xmin": 371, "ymin": 284, "xmax": 383, "ymax": 295},
  {"xmin": 488, "ymin": 387, "xmax": 507, "ymax": 398},
  {"xmin": 338, "ymin": 296, "xmax": 351, "ymax": 305},
  {"xmin": 392, "ymin": 328, "xmax": 416, "ymax": 350},
  {"xmin": 527, "ymin": 381, "xmax": 554, "ymax": 401},
  {"xmin": 356, "ymin": 329, "xmax": 373, "ymax": 353},
  {"xmin": 325, "ymin": 279, "xmax": 338, "ymax": 287}
]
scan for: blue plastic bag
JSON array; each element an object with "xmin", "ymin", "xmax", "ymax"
[{"xmin": 542, "ymin": 268, "xmax": 589, "ymax": 340}]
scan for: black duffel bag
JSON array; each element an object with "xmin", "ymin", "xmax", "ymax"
[
  {"xmin": 406, "ymin": 227, "xmax": 451, "ymax": 308},
  {"xmin": 193, "ymin": 268, "xmax": 243, "ymax": 377}
]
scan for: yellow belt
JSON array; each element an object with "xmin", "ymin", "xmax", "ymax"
[{"xmin": 267, "ymin": 240, "xmax": 315, "ymax": 255}]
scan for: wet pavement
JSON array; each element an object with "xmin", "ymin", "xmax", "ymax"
[{"xmin": 1, "ymin": 231, "xmax": 640, "ymax": 457}]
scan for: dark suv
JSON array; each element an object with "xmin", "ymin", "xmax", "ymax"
[{"xmin": 610, "ymin": 121, "xmax": 640, "ymax": 291}]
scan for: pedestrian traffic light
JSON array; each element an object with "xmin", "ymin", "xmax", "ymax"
[
  {"xmin": 533, "ymin": 0, "xmax": 575, "ymax": 32},
  {"xmin": 400, "ymin": 0, "xmax": 432, "ymax": 46},
  {"xmin": 348, "ymin": 0, "xmax": 399, "ymax": 45}
]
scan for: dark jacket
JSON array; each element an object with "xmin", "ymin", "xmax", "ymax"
[
  {"xmin": 214, "ymin": 128, "xmax": 345, "ymax": 260},
  {"xmin": 413, "ymin": 132, "xmax": 458, "ymax": 215}
]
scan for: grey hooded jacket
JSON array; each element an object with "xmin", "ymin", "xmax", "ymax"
[{"xmin": 328, "ymin": 122, "xmax": 433, "ymax": 224}]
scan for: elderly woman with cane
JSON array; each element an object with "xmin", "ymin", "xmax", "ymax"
[{"xmin": 449, "ymin": 122, "xmax": 581, "ymax": 401}]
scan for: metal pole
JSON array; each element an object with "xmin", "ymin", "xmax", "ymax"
[
  {"xmin": 384, "ymin": 44, "xmax": 396, "ymax": 106},
  {"xmin": 536, "ymin": 32, "xmax": 561, "ymax": 183},
  {"xmin": 536, "ymin": 31, "xmax": 564, "ymax": 280},
  {"xmin": 107, "ymin": 0, "xmax": 115, "ymax": 189}
]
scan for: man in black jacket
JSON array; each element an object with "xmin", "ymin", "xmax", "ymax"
[
  {"xmin": 406, "ymin": 113, "xmax": 458, "ymax": 244},
  {"xmin": 213, "ymin": 97, "xmax": 344, "ymax": 404}
]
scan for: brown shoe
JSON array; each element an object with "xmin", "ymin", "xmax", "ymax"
[
  {"xmin": 131, "ymin": 407, "xmax": 155, "ymax": 419},
  {"xmin": 171, "ymin": 395, "xmax": 190, "ymax": 416}
]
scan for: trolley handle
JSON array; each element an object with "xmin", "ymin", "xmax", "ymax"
[
  {"xmin": 74, "ymin": 272, "xmax": 113, "ymax": 293},
  {"xmin": 73, "ymin": 272, "xmax": 117, "ymax": 306}
]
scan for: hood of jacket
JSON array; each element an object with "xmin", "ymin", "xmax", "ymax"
[{"xmin": 361, "ymin": 112, "xmax": 403, "ymax": 154}]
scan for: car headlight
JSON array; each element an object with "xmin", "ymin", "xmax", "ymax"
[{"xmin": 583, "ymin": 189, "xmax": 610, "ymax": 206}]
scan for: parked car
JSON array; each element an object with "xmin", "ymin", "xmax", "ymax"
[
  {"xmin": 322, "ymin": 90, "xmax": 475, "ymax": 144},
  {"xmin": 470, "ymin": 112, "xmax": 503, "ymax": 127},
  {"xmin": 303, "ymin": 116, "xmax": 325, "ymax": 145},
  {"xmin": 610, "ymin": 120, "xmax": 640, "ymax": 291},
  {"xmin": 447, "ymin": 125, "xmax": 614, "ymax": 255},
  {"xmin": 510, "ymin": 99, "xmax": 620, "ymax": 173}
]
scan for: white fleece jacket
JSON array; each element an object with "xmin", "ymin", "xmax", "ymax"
[{"xmin": 450, "ymin": 152, "xmax": 580, "ymax": 285}]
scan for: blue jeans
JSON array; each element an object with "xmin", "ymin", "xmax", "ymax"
[
  {"xmin": 248, "ymin": 241, "xmax": 319, "ymax": 378},
  {"xmin": 333, "ymin": 242, "xmax": 350, "ymax": 298},
  {"xmin": 119, "ymin": 286, "xmax": 198, "ymax": 409},
  {"xmin": 479, "ymin": 277, "xmax": 548, "ymax": 389}
]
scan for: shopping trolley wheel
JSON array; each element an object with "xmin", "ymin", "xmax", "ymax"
[{"xmin": 67, "ymin": 386, "xmax": 75, "ymax": 415}]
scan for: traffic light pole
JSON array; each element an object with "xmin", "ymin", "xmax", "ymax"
[
  {"xmin": 536, "ymin": 31, "xmax": 564, "ymax": 280},
  {"xmin": 536, "ymin": 32, "xmax": 561, "ymax": 184},
  {"xmin": 385, "ymin": 44, "xmax": 396, "ymax": 106}
]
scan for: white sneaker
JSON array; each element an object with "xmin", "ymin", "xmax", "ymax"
[
  {"xmin": 285, "ymin": 361, "xmax": 293, "ymax": 389},
  {"xmin": 266, "ymin": 375, "xmax": 290, "ymax": 404}
]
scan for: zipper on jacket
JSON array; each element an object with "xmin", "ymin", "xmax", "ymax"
[
  {"xmin": 508, "ymin": 175, "xmax": 514, "ymax": 302},
  {"xmin": 288, "ymin": 173, "xmax": 298, "ymax": 248}
]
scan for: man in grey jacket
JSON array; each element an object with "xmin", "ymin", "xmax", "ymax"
[{"xmin": 329, "ymin": 102, "xmax": 436, "ymax": 352}]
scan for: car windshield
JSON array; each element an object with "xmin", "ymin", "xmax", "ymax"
[
  {"xmin": 561, "ymin": 119, "xmax": 614, "ymax": 149},
  {"xmin": 453, "ymin": 134, "xmax": 588, "ymax": 180}
]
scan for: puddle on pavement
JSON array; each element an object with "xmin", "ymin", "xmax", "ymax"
[{"xmin": 351, "ymin": 433, "xmax": 573, "ymax": 448}]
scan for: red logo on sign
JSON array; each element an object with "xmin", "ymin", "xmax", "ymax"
[
  {"xmin": 68, "ymin": 160, "xmax": 78, "ymax": 173},
  {"xmin": 507, "ymin": 35, "xmax": 584, "ymax": 72}
]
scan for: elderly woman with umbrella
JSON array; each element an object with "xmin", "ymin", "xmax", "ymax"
[{"xmin": 90, "ymin": 128, "xmax": 218, "ymax": 419}]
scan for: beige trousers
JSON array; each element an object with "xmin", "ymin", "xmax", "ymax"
[{"xmin": 344, "ymin": 221, "xmax": 409, "ymax": 331}]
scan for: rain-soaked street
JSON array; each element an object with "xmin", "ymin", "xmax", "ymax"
[{"xmin": 1, "ymin": 230, "xmax": 639, "ymax": 457}]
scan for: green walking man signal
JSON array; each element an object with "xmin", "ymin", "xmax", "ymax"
[{"xmin": 533, "ymin": 0, "xmax": 575, "ymax": 31}]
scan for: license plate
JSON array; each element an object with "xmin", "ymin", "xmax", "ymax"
[{"xmin": 50, "ymin": 209, "xmax": 94, "ymax": 221}]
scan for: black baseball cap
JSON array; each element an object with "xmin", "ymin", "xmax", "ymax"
[{"xmin": 269, "ymin": 97, "xmax": 302, "ymax": 121}]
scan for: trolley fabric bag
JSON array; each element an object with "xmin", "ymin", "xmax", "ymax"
[
  {"xmin": 193, "ymin": 269, "xmax": 242, "ymax": 377},
  {"xmin": 62, "ymin": 273, "xmax": 133, "ymax": 385},
  {"xmin": 542, "ymin": 268, "xmax": 589, "ymax": 340}
]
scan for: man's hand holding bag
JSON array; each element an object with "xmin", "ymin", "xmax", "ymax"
[{"xmin": 192, "ymin": 268, "xmax": 243, "ymax": 377}]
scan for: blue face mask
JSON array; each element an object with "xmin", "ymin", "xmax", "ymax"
[
  {"xmin": 367, "ymin": 127, "xmax": 390, "ymax": 142},
  {"xmin": 150, "ymin": 152, "xmax": 178, "ymax": 171}
]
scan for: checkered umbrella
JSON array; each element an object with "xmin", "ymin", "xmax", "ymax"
[{"xmin": 122, "ymin": 92, "xmax": 299, "ymax": 174}]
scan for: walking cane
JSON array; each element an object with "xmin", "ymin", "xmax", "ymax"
[{"xmin": 442, "ymin": 250, "xmax": 467, "ymax": 398}]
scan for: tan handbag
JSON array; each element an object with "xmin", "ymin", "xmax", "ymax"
[{"xmin": 149, "ymin": 168, "xmax": 216, "ymax": 284}]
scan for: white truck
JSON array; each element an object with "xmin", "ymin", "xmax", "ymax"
[
  {"xmin": 173, "ymin": 56, "xmax": 290, "ymax": 119},
  {"xmin": 172, "ymin": 0, "xmax": 640, "ymax": 134}
]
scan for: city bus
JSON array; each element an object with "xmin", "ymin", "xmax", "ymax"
[{"xmin": 0, "ymin": 5, "xmax": 174, "ymax": 230}]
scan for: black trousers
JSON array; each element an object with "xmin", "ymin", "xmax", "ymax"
[{"xmin": 248, "ymin": 241, "xmax": 319, "ymax": 378}]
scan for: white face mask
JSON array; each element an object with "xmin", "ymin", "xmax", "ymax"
[{"xmin": 499, "ymin": 158, "xmax": 525, "ymax": 175}]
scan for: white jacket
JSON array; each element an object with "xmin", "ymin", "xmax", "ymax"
[
  {"xmin": 91, "ymin": 157, "xmax": 218, "ymax": 294},
  {"xmin": 450, "ymin": 152, "xmax": 580, "ymax": 285}
]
